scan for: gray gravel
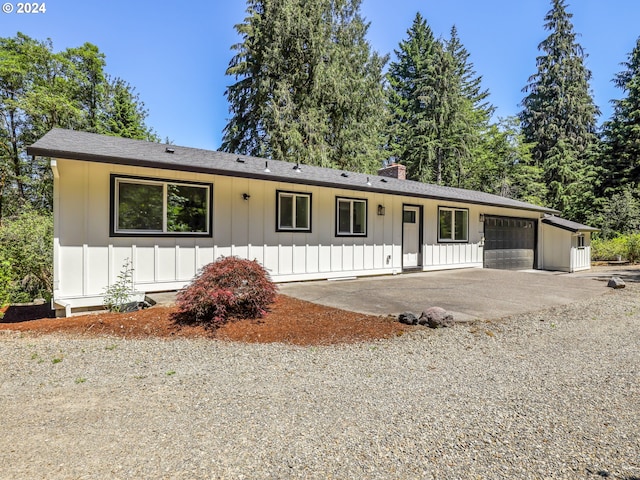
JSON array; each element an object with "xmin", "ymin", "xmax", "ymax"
[{"xmin": 1, "ymin": 285, "xmax": 639, "ymax": 479}]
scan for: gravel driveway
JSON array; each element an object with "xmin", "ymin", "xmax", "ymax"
[{"xmin": 1, "ymin": 285, "xmax": 639, "ymax": 479}]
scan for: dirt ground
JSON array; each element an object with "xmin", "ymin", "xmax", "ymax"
[{"xmin": 0, "ymin": 294, "xmax": 408, "ymax": 346}]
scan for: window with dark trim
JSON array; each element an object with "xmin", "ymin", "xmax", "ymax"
[
  {"xmin": 336, "ymin": 197, "xmax": 367, "ymax": 236},
  {"xmin": 276, "ymin": 190, "xmax": 311, "ymax": 232},
  {"xmin": 111, "ymin": 175, "xmax": 212, "ymax": 237},
  {"xmin": 438, "ymin": 207, "xmax": 468, "ymax": 242}
]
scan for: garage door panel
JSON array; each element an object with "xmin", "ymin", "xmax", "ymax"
[{"xmin": 484, "ymin": 216, "xmax": 536, "ymax": 270}]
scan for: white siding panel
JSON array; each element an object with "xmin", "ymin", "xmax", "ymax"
[
  {"xmin": 134, "ymin": 247, "xmax": 155, "ymax": 283},
  {"xmin": 86, "ymin": 247, "xmax": 109, "ymax": 295},
  {"xmin": 279, "ymin": 245, "xmax": 293, "ymax": 274},
  {"xmin": 293, "ymin": 245, "xmax": 307, "ymax": 274},
  {"xmin": 157, "ymin": 247, "xmax": 176, "ymax": 281},
  {"xmin": 319, "ymin": 245, "xmax": 332, "ymax": 272},
  {"xmin": 331, "ymin": 245, "xmax": 343, "ymax": 271},
  {"xmin": 178, "ymin": 247, "xmax": 197, "ymax": 281},
  {"xmin": 306, "ymin": 245, "xmax": 319, "ymax": 273},
  {"xmin": 59, "ymin": 246, "xmax": 84, "ymax": 297}
]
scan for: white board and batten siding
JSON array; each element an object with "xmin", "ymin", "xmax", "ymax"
[{"xmin": 53, "ymin": 158, "xmax": 544, "ymax": 312}]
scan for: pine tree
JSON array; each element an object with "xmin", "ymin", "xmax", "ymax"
[
  {"xmin": 520, "ymin": 0, "xmax": 599, "ymax": 218},
  {"xmin": 222, "ymin": 0, "xmax": 387, "ymax": 173},
  {"xmin": 600, "ymin": 37, "xmax": 640, "ymax": 196}
]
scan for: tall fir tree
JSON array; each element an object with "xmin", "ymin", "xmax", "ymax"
[
  {"xmin": 599, "ymin": 37, "xmax": 640, "ymax": 196},
  {"xmin": 520, "ymin": 0, "xmax": 599, "ymax": 219},
  {"xmin": 387, "ymin": 14, "xmax": 492, "ymax": 186},
  {"xmin": 222, "ymin": 0, "xmax": 387, "ymax": 173},
  {"xmin": 445, "ymin": 25, "xmax": 494, "ymax": 188}
]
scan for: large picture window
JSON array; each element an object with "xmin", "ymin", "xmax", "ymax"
[
  {"xmin": 438, "ymin": 207, "xmax": 468, "ymax": 242},
  {"xmin": 276, "ymin": 191, "xmax": 311, "ymax": 232},
  {"xmin": 111, "ymin": 175, "xmax": 212, "ymax": 236},
  {"xmin": 336, "ymin": 197, "xmax": 367, "ymax": 236}
]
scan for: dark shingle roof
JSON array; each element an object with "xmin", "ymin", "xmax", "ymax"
[
  {"xmin": 541, "ymin": 215, "xmax": 599, "ymax": 232},
  {"xmin": 28, "ymin": 128, "xmax": 559, "ymax": 214}
]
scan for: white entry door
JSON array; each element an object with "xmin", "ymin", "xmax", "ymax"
[{"xmin": 402, "ymin": 206, "xmax": 420, "ymax": 268}]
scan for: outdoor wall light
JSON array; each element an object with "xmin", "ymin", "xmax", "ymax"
[
  {"xmin": 377, "ymin": 205, "xmax": 386, "ymax": 216},
  {"xmin": 242, "ymin": 193, "xmax": 251, "ymax": 200}
]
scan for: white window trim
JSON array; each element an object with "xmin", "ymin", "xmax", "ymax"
[
  {"xmin": 438, "ymin": 206, "xmax": 469, "ymax": 243},
  {"xmin": 276, "ymin": 191, "xmax": 311, "ymax": 232},
  {"xmin": 336, "ymin": 197, "xmax": 367, "ymax": 236},
  {"xmin": 113, "ymin": 176, "xmax": 211, "ymax": 236}
]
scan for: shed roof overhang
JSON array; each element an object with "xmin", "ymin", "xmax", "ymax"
[{"xmin": 541, "ymin": 215, "xmax": 599, "ymax": 233}]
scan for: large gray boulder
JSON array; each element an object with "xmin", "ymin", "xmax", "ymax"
[
  {"xmin": 420, "ymin": 307, "xmax": 454, "ymax": 329},
  {"xmin": 607, "ymin": 277, "xmax": 626, "ymax": 289}
]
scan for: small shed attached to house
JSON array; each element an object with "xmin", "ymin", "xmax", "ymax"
[{"xmin": 541, "ymin": 215, "xmax": 599, "ymax": 272}]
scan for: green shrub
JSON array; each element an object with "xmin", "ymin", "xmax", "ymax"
[
  {"xmin": 591, "ymin": 234, "xmax": 640, "ymax": 263},
  {"xmin": 0, "ymin": 209, "xmax": 53, "ymax": 302},
  {"xmin": 591, "ymin": 237, "xmax": 627, "ymax": 261},
  {"xmin": 627, "ymin": 233, "xmax": 640, "ymax": 263},
  {"xmin": 173, "ymin": 256, "xmax": 277, "ymax": 328}
]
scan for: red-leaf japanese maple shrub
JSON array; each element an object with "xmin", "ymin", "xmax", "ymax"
[{"xmin": 173, "ymin": 257, "xmax": 277, "ymax": 328}]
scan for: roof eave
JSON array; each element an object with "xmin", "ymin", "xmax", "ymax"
[{"xmin": 28, "ymin": 145, "xmax": 559, "ymax": 215}]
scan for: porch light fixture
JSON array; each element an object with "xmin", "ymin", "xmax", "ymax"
[
  {"xmin": 377, "ymin": 204, "xmax": 385, "ymax": 216},
  {"xmin": 242, "ymin": 193, "xmax": 251, "ymax": 200},
  {"xmin": 264, "ymin": 161, "xmax": 270, "ymax": 173}
]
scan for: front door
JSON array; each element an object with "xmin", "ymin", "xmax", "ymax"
[{"xmin": 402, "ymin": 206, "xmax": 421, "ymax": 268}]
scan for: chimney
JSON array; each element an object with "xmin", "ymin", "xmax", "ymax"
[{"xmin": 377, "ymin": 163, "xmax": 406, "ymax": 180}]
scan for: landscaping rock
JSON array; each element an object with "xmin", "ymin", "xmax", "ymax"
[
  {"xmin": 420, "ymin": 307, "xmax": 454, "ymax": 328},
  {"xmin": 607, "ymin": 277, "xmax": 626, "ymax": 289},
  {"xmin": 398, "ymin": 312, "xmax": 418, "ymax": 325}
]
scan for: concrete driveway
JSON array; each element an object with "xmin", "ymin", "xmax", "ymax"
[{"xmin": 278, "ymin": 267, "xmax": 616, "ymax": 322}]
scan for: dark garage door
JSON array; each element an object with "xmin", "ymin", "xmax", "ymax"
[{"xmin": 484, "ymin": 216, "xmax": 536, "ymax": 270}]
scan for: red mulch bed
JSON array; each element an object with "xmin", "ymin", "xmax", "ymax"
[{"xmin": 0, "ymin": 295, "xmax": 408, "ymax": 346}]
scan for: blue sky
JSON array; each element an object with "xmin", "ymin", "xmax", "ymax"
[{"xmin": 3, "ymin": 0, "xmax": 639, "ymax": 150}]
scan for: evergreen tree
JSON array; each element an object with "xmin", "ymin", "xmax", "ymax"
[
  {"xmin": 600, "ymin": 37, "xmax": 640, "ymax": 196},
  {"xmin": 102, "ymin": 77, "xmax": 158, "ymax": 141},
  {"xmin": 387, "ymin": 14, "xmax": 492, "ymax": 186},
  {"xmin": 386, "ymin": 13, "xmax": 441, "ymax": 182},
  {"xmin": 520, "ymin": 0, "xmax": 599, "ymax": 219},
  {"xmin": 222, "ymin": 0, "xmax": 387, "ymax": 173}
]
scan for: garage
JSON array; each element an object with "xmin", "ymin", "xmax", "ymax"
[{"xmin": 483, "ymin": 216, "xmax": 537, "ymax": 270}]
